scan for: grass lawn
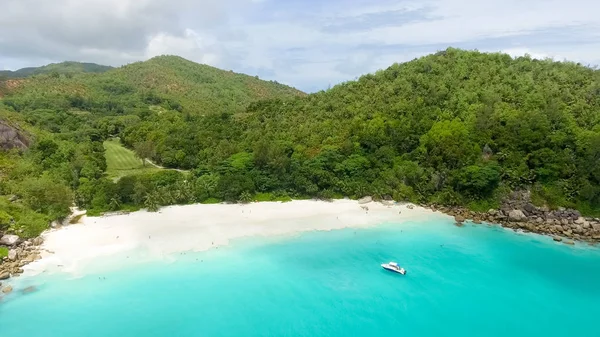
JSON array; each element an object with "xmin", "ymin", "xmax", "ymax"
[{"xmin": 104, "ymin": 139, "xmax": 159, "ymax": 180}]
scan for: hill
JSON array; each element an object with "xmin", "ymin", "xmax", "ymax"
[
  {"xmin": 0, "ymin": 61, "xmax": 113, "ymax": 79},
  {"xmin": 1, "ymin": 55, "xmax": 304, "ymax": 115},
  {"xmin": 124, "ymin": 48, "xmax": 600, "ymax": 213}
]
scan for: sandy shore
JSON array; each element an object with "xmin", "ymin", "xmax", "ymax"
[{"xmin": 23, "ymin": 200, "xmax": 439, "ymax": 277}]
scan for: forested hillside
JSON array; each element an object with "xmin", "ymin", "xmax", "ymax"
[
  {"xmin": 0, "ymin": 61, "xmax": 113, "ymax": 79},
  {"xmin": 1, "ymin": 48, "xmax": 599, "ymax": 238},
  {"xmin": 123, "ymin": 49, "xmax": 600, "ymax": 213},
  {"xmin": 2, "ymin": 55, "xmax": 304, "ymax": 115}
]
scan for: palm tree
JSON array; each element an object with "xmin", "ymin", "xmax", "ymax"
[
  {"xmin": 144, "ymin": 192, "xmax": 160, "ymax": 212},
  {"xmin": 109, "ymin": 197, "xmax": 121, "ymax": 211}
]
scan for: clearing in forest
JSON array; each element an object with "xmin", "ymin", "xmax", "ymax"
[{"xmin": 103, "ymin": 139, "xmax": 159, "ymax": 179}]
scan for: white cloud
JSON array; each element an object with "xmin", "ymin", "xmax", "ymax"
[
  {"xmin": 1, "ymin": 0, "xmax": 599, "ymax": 91},
  {"xmin": 145, "ymin": 29, "xmax": 220, "ymax": 65}
]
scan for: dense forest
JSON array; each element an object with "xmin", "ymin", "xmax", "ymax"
[{"xmin": 1, "ymin": 48, "xmax": 599, "ymax": 239}]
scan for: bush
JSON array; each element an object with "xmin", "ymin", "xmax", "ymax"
[
  {"xmin": 14, "ymin": 210, "xmax": 50, "ymax": 238},
  {"xmin": 202, "ymin": 197, "xmax": 221, "ymax": 204},
  {"xmin": 0, "ymin": 247, "xmax": 8, "ymax": 259},
  {"xmin": 0, "ymin": 210, "xmax": 12, "ymax": 230}
]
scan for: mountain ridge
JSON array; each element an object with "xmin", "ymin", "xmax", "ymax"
[{"xmin": 0, "ymin": 61, "xmax": 113, "ymax": 79}]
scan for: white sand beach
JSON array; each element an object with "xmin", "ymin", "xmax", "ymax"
[{"xmin": 23, "ymin": 200, "xmax": 440, "ymax": 277}]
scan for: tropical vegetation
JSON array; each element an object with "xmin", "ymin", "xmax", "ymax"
[{"xmin": 1, "ymin": 48, "xmax": 599, "ymax": 238}]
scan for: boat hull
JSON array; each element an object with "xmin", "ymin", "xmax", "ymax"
[{"xmin": 381, "ymin": 264, "xmax": 406, "ymax": 275}]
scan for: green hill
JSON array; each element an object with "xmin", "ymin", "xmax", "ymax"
[
  {"xmin": 0, "ymin": 61, "xmax": 113, "ymax": 79},
  {"xmin": 123, "ymin": 48, "xmax": 600, "ymax": 212},
  {"xmin": 1, "ymin": 55, "xmax": 304, "ymax": 115}
]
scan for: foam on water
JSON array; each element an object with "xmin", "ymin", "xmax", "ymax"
[{"xmin": 1, "ymin": 217, "xmax": 599, "ymax": 337}]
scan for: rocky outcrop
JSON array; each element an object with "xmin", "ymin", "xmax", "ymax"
[
  {"xmin": 0, "ymin": 237, "xmax": 43, "ymax": 281},
  {"xmin": 358, "ymin": 196, "xmax": 373, "ymax": 204},
  {"xmin": 0, "ymin": 121, "xmax": 29, "ymax": 151},
  {"xmin": 434, "ymin": 191, "xmax": 600, "ymax": 245}
]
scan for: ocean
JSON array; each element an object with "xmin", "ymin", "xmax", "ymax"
[{"xmin": 1, "ymin": 216, "xmax": 599, "ymax": 337}]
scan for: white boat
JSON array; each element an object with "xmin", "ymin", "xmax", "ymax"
[{"xmin": 381, "ymin": 261, "xmax": 406, "ymax": 275}]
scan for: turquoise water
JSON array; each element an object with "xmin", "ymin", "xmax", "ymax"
[{"xmin": 1, "ymin": 217, "xmax": 600, "ymax": 336}]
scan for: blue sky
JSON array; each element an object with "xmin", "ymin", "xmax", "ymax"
[{"xmin": 1, "ymin": 0, "xmax": 599, "ymax": 92}]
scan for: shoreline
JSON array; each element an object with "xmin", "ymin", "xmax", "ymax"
[
  {"xmin": 3, "ymin": 194, "xmax": 598, "ymax": 293},
  {"xmin": 16, "ymin": 200, "xmax": 437, "ymax": 280}
]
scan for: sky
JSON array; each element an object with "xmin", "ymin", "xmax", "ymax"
[{"xmin": 1, "ymin": 0, "xmax": 599, "ymax": 92}]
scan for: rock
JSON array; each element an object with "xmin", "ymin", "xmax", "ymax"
[
  {"xmin": 473, "ymin": 220, "xmax": 482, "ymax": 224},
  {"xmin": 574, "ymin": 225, "xmax": 584, "ymax": 234},
  {"xmin": 582, "ymin": 221, "xmax": 591, "ymax": 229},
  {"xmin": 574, "ymin": 217, "xmax": 586, "ymax": 225},
  {"xmin": 32, "ymin": 237, "xmax": 44, "ymax": 246},
  {"xmin": 0, "ymin": 121, "xmax": 29, "ymax": 150},
  {"xmin": 561, "ymin": 219, "xmax": 569, "ymax": 226},
  {"xmin": 0, "ymin": 235, "xmax": 19, "ymax": 246},
  {"xmin": 22, "ymin": 286, "xmax": 36, "ymax": 294},
  {"xmin": 535, "ymin": 217, "xmax": 543, "ymax": 223},
  {"xmin": 7, "ymin": 249, "xmax": 17, "ymax": 261},
  {"xmin": 406, "ymin": 204, "xmax": 414, "ymax": 210},
  {"xmin": 564, "ymin": 240, "xmax": 575, "ymax": 246},
  {"xmin": 455, "ymin": 215, "xmax": 465, "ymax": 223},
  {"xmin": 2, "ymin": 285, "xmax": 13, "ymax": 294},
  {"xmin": 488, "ymin": 209, "xmax": 498, "ymax": 215},
  {"xmin": 523, "ymin": 203, "xmax": 537, "ymax": 214},
  {"xmin": 358, "ymin": 196, "xmax": 372, "ymax": 204},
  {"xmin": 508, "ymin": 210, "xmax": 527, "ymax": 222},
  {"xmin": 553, "ymin": 236, "xmax": 562, "ymax": 242},
  {"xmin": 455, "ymin": 221, "xmax": 464, "ymax": 227},
  {"xmin": 0, "ymin": 272, "xmax": 9, "ymax": 280}
]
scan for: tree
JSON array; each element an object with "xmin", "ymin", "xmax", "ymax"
[
  {"xmin": 134, "ymin": 141, "xmax": 155, "ymax": 166},
  {"xmin": 144, "ymin": 191, "xmax": 160, "ymax": 212}
]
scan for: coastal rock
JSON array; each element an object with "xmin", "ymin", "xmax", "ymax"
[
  {"xmin": 7, "ymin": 249, "xmax": 17, "ymax": 261},
  {"xmin": 582, "ymin": 221, "xmax": 591, "ymax": 229},
  {"xmin": 32, "ymin": 237, "xmax": 43, "ymax": 246},
  {"xmin": 2, "ymin": 285, "xmax": 13, "ymax": 294},
  {"xmin": 22, "ymin": 286, "xmax": 36, "ymax": 294},
  {"xmin": 523, "ymin": 203, "xmax": 537, "ymax": 214},
  {"xmin": 0, "ymin": 235, "xmax": 19, "ymax": 246},
  {"xmin": 455, "ymin": 215, "xmax": 465, "ymax": 223},
  {"xmin": 574, "ymin": 217, "xmax": 586, "ymax": 225},
  {"xmin": 358, "ymin": 196, "xmax": 373, "ymax": 204},
  {"xmin": 564, "ymin": 240, "xmax": 575, "ymax": 246},
  {"xmin": 508, "ymin": 210, "xmax": 527, "ymax": 222},
  {"xmin": 0, "ymin": 272, "xmax": 9, "ymax": 280},
  {"xmin": 553, "ymin": 236, "xmax": 562, "ymax": 242},
  {"xmin": 592, "ymin": 223, "xmax": 600, "ymax": 231}
]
